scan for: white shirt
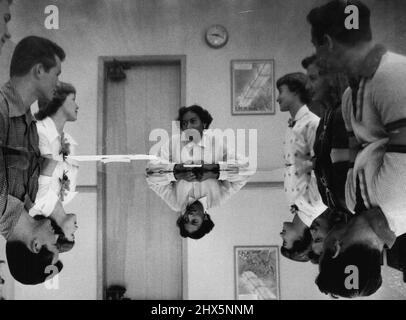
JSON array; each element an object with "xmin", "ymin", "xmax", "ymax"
[
  {"xmin": 31, "ymin": 117, "xmax": 79, "ymax": 216},
  {"xmin": 146, "ymin": 131, "xmax": 254, "ymax": 213},
  {"xmin": 283, "ymin": 105, "xmax": 327, "ymax": 227}
]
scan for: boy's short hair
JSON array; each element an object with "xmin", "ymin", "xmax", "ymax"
[
  {"xmin": 307, "ymin": 0, "xmax": 372, "ymax": 47},
  {"xmin": 10, "ymin": 35, "xmax": 65, "ymax": 77},
  {"xmin": 6, "ymin": 241, "xmax": 63, "ymax": 285},
  {"xmin": 316, "ymin": 243, "xmax": 382, "ymax": 298},
  {"xmin": 176, "ymin": 213, "xmax": 215, "ymax": 240},
  {"xmin": 280, "ymin": 227, "xmax": 312, "ymax": 262},
  {"xmin": 276, "ymin": 72, "xmax": 310, "ymax": 105}
]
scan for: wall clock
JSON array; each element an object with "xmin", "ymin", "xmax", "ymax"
[{"xmin": 205, "ymin": 24, "xmax": 229, "ymax": 49}]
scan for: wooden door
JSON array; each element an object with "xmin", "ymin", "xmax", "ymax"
[{"xmin": 100, "ymin": 58, "xmax": 184, "ymax": 299}]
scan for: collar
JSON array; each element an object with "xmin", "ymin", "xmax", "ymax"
[
  {"xmin": 40, "ymin": 117, "xmax": 60, "ymax": 142},
  {"xmin": 294, "ymin": 105, "xmax": 309, "ymax": 121},
  {"xmin": 363, "ymin": 207, "xmax": 396, "ymax": 249},
  {"xmin": 38, "ymin": 117, "xmax": 78, "ymax": 146},
  {"xmin": 289, "ymin": 105, "xmax": 309, "ymax": 127},
  {"xmin": 349, "ymin": 44, "xmax": 387, "ymax": 86},
  {"xmin": 65, "ymin": 132, "xmax": 78, "ymax": 146},
  {"xmin": 182, "ymin": 196, "xmax": 209, "ymax": 214},
  {"xmin": 2, "ymin": 81, "xmax": 32, "ymax": 119}
]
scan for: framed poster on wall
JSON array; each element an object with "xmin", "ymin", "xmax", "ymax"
[
  {"xmin": 231, "ymin": 59, "xmax": 275, "ymax": 115},
  {"xmin": 234, "ymin": 245, "xmax": 280, "ymax": 300}
]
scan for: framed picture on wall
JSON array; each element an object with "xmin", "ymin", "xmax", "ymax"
[
  {"xmin": 231, "ymin": 59, "xmax": 275, "ymax": 115},
  {"xmin": 234, "ymin": 246, "xmax": 280, "ymax": 300}
]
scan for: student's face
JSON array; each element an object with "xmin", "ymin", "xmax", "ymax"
[
  {"xmin": 33, "ymin": 218, "xmax": 59, "ymax": 261},
  {"xmin": 39, "ymin": 55, "xmax": 62, "ymax": 101},
  {"xmin": 311, "ymin": 31, "xmax": 344, "ymax": 73},
  {"xmin": 310, "ymin": 217, "xmax": 330, "ymax": 256},
  {"xmin": 320, "ymin": 215, "xmax": 382, "ymax": 262},
  {"xmin": 62, "ymin": 93, "xmax": 79, "ymax": 122},
  {"xmin": 306, "ymin": 64, "xmax": 328, "ymax": 103},
  {"xmin": 280, "ymin": 222, "xmax": 301, "ymax": 249},
  {"xmin": 181, "ymin": 111, "xmax": 205, "ymax": 138},
  {"xmin": 182, "ymin": 202, "xmax": 205, "ymax": 235},
  {"xmin": 277, "ymin": 85, "xmax": 296, "ymax": 112},
  {"xmin": 61, "ymin": 213, "xmax": 78, "ymax": 242},
  {"xmin": 0, "ymin": 0, "xmax": 11, "ymax": 55}
]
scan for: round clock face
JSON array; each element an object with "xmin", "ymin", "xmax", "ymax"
[{"xmin": 205, "ymin": 24, "xmax": 228, "ymax": 49}]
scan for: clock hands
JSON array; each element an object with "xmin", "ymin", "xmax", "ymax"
[{"xmin": 210, "ymin": 33, "xmax": 225, "ymax": 39}]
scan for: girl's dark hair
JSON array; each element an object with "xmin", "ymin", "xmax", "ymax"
[
  {"xmin": 302, "ymin": 54, "xmax": 349, "ymax": 108},
  {"xmin": 176, "ymin": 213, "xmax": 215, "ymax": 240},
  {"xmin": 176, "ymin": 105, "xmax": 213, "ymax": 130},
  {"xmin": 50, "ymin": 219, "xmax": 75, "ymax": 253},
  {"xmin": 35, "ymin": 82, "xmax": 76, "ymax": 120},
  {"xmin": 33, "ymin": 215, "xmax": 75, "ymax": 253}
]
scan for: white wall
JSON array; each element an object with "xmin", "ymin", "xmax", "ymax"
[
  {"xmin": 186, "ymin": 186, "xmax": 330, "ymax": 300},
  {"xmin": 1, "ymin": 0, "xmax": 405, "ymax": 300},
  {"xmin": 13, "ymin": 192, "xmax": 97, "ymax": 300}
]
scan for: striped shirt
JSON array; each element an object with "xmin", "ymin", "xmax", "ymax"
[
  {"xmin": 343, "ymin": 46, "xmax": 406, "ymax": 237},
  {"xmin": 0, "ymin": 81, "xmax": 42, "ymax": 239}
]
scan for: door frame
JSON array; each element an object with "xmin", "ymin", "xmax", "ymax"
[{"xmin": 96, "ymin": 55, "xmax": 187, "ymax": 300}]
